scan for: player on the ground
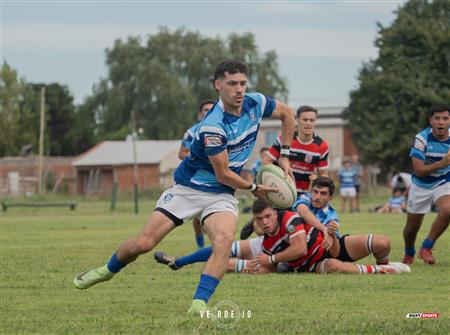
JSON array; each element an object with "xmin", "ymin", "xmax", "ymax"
[
  {"xmin": 156, "ymin": 198, "xmax": 410, "ymax": 275},
  {"xmin": 292, "ymin": 177, "xmax": 391, "ymax": 265},
  {"xmin": 178, "ymin": 99, "xmax": 215, "ymax": 249},
  {"xmin": 72, "ymin": 60, "xmax": 295, "ymax": 316},
  {"xmin": 402, "ymin": 103, "xmax": 450, "ymax": 265}
]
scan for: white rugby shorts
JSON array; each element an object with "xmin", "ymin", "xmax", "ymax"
[
  {"xmin": 340, "ymin": 187, "xmax": 357, "ymax": 198},
  {"xmin": 155, "ymin": 184, "xmax": 239, "ymax": 225},
  {"xmin": 407, "ymin": 182, "xmax": 450, "ymax": 214}
]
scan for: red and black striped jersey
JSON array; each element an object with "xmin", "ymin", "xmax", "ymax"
[
  {"xmin": 262, "ymin": 210, "xmax": 305, "ymax": 256},
  {"xmin": 267, "ymin": 132, "xmax": 329, "ymax": 193},
  {"xmin": 262, "ymin": 210, "xmax": 327, "ymax": 272}
]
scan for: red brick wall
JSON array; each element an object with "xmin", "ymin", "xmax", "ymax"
[
  {"xmin": 343, "ymin": 128, "xmax": 359, "ymax": 157},
  {"xmin": 0, "ymin": 156, "xmax": 75, "ymax": 195}
]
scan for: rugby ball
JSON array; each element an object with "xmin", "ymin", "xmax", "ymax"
[{"xmin": 256, "ymin": 165, "xmax": 297, "ymax": 209}]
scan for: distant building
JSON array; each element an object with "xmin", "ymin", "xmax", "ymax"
[{"xmin": 72, "ymin": 140, "xmax": 180, "ymax": 195}]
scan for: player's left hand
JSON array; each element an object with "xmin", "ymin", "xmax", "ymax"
[
  {"xmin": 252, "ymin": 184, "xmax": 278, "ymax": 200},
  {"xmin": 321, "ymin": 226, "xmax": 333, "ymax": 250},
  {"xmin": 251, "ymin": 253, "xmax": 272, "ymax": 267},
  {"xmin": 278, "ymin": 157, "xmax": 295, "ymax": 182}
]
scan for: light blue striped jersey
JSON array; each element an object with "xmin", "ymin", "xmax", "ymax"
[
  {"xmin": 410, "ymin": 127, "xmax": 450, "ymax": 189},
  {"xmin": 292, "ymin": 193, "xmax": 341, "ymax": 238},
  {"xmin": 338, "ymin": 168, "xmax": 357, "ymax": 188},
  {"xmin": 181, "ymin": 123, "xmax": 200, "ymax": 150},
  {"xmin": 174, "ymin": 93, "xmax": 276, "ymax": 194},
  {"xmin": 388, "ymin": 196, "xmax": 406, "ymax": 208}
]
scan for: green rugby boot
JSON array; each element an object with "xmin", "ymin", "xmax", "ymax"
[
  {"xmin": 187, "ymin": 299, "xmax": 208, "ymax": 316},
  {"xmin": 73, "ymin": 265, "xmax": 114, "ymax": 289}
]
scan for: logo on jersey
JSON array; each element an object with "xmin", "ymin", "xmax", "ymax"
[
  {"xmin": 163, "ymin": 194, "xmax": 174, "ymax": 203},
  {"xmin": 205, "ymin": 135, "xmax": 223, "ymax": 147},
  {"xmin": 249, "ymin": 111, "xmax": 256, "ymax": 122},
  {"xmin": 414, "ymin": 138, "xmax": 425, "ymax": 151},
  {"xmin": 305, "ymin": 154, "xmax": 313, "ymax": 163},
  {"xmin": 286, "ymin": 224, "xmax": 295, "ymax": 233}
]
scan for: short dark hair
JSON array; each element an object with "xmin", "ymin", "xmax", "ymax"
[
  {"xmin": 214, "ymin": 60, "xmax": 248, "ymax": 80},
  {"xmin": 252, "ymin": 198, "xmax": 273, "ymax": 214},
  {"xmin": 296, "ymin": 105, "xmax": 318, "ymax": 118},
  {"xmin": 311, "ymin": 176, "xmax": 335, "ymax": 196},
  {"xmin": 260, "ymin": 147, "xmax": 269, "ymax": 154},
  {"xmin": 198, "ymin": 100, "xmax": 215, "ymax": 113},
  {"xmin": 429, "ymin": 103, "xmax": 450, "ymax": 117}
]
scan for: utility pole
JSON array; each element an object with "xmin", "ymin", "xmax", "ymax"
[
  {"xmin": 38, "ymin": 86, "xmax": 46, "ymax": 195},
  {"xmin": 131, "ymin": 109, "xmax": 139, "ymax": 214}
]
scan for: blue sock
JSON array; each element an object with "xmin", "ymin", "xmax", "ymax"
[
  {"xmin": 422, "ymin": 238, "xmax": 435, "ymax": 250},
  {"xmin": 195, "ymin": 234, "xmax": 205, "ymax": 248},
  {"xmin": 107, "ymin": 253, "xmax": 128, "ymax": 273},
  {"xmin": 405, "ymin": 247, "xmax": 416, "ymax": 257},
  {"xmin": 175, "ymin": 246, "xmax": 213, "ymax": 268},
  {"xmin": 193, "ymin": 274, "xmax": 220, "ymax": 303}
]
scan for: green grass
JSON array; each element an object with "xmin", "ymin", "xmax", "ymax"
[{"xmin": 1, "ymin": 197, "xmax": 449, "ymax": 334}]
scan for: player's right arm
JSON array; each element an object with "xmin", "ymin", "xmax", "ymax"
[
  {"xmin": 268, "ymin": 100, "xmax": 295, "ymax": 181},
  {"xmin": 295, "ymin": 203, "xmax": 332, "ymax": 250},
  {"xmin": 209, "ymin": 150, "xmax": 277, "ymax": 197}
]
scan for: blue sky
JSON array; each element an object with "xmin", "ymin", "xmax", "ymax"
[{"xmin": 2, "ymin": 0, "xmax": 405, "ymax": 106}]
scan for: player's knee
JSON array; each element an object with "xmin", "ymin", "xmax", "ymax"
[
  {"xmin": 325, "ymin": 259, "xmax": 340, "ymax": 272},
  {"xmin": 438, "ymin": 204, "xmax": 450, "ymax": 218},
  {"xmin": 212, "ymin": 233, "xmax": 234, "ymax": 251},
  {"xmin": 374, "ymin": 235, "xmax": 391, "ymax": 253},
  {"xmin": 134, "ymin": 236, "xmax": 156, "ymax": 254}
]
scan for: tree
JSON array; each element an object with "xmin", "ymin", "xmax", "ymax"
[
  {"xmin": 82, "ymin": 28, "xmax": 288, "ymax": 140},
  {"xmin": 343, "ymin": 0, "xmax": 450, "ymax": 173},
  {"xmin": 0, "ymin": 63, "xmax": 37, "ymax": 156}
]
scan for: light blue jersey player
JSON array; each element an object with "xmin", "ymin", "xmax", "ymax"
[
  {"xmin": 73, "ymin": 60, "xmax": 296, "ymax": 316},
  {"xmin": 402, "ymin": 103, "xmax": 450, "ymax": 265},
  {"xmin": 292, "ymin": 192, "xmax": 341, "ymax": 238}
]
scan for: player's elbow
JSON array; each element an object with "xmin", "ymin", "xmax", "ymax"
[{"xmin": 295, "ymin": 245, "xmax": 307, "ymax": 259}]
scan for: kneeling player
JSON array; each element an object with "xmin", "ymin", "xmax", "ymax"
[{"xmin": 293, "ymin": 177, "xmax": 392, "ymax": 266}]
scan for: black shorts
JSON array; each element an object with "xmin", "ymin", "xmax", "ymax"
[
  {"xmin": 337, "ymin": 235, "xmax": 355, "ymax": 262},
  {"xmin": 355, "ymin": 185, "xmax": 361, "ymax": 194}
]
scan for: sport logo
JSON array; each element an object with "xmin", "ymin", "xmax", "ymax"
[
  {"xmin": 249, "ymin": 111, "xmax": 256, "ymax": 122},
  {"xmin": 406, "ymin": 313, "xmax": 439, "ymax": 318},
  {"xmin": 163, "ymin": 194, "xmax": 174, "ymax": 204},
  {"xmin": 413, "ymin": 138, "xmax": 425, "ymax": 151},
  {"xmin": 205, "ymin": 135, "xmax": 223, "ymax": 147},
  {"xmin": 305, "ymin": 154, "xmax": 313, "ymax": 163}
]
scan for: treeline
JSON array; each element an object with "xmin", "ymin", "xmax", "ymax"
[{"xmin": 0, "ymin": 29, "xmax": 288, "ymax": 157}]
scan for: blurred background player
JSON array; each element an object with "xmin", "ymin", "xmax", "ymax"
[
  {"xmin": 391, "ymin": 172, "xmax": 412, "ymax": 198},
  {"xmin": 338, "ymin": 159, "xmax": 357, "ymax": 213},
  {"xmin": 351, "ymin": 154, "xmax": 363, "ymax": 212},
  {"xmin": 178, "ymin": 99, "xmax": 215, "ymax": 249},
  {"xmin": 376, "ymin": 188, "xmax": 406, "ymax": 213},
  {"xmin": 402, "ymin": 103, "xmax": 450, "ymax": 265},
  {"xmin": 250, "ymin": 147, "xmax": 269, "ymax": 181}
]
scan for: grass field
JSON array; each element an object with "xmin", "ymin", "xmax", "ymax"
[{"xmin": 1, "ymin": 195, "xmax": 449, "ymax": 334}]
